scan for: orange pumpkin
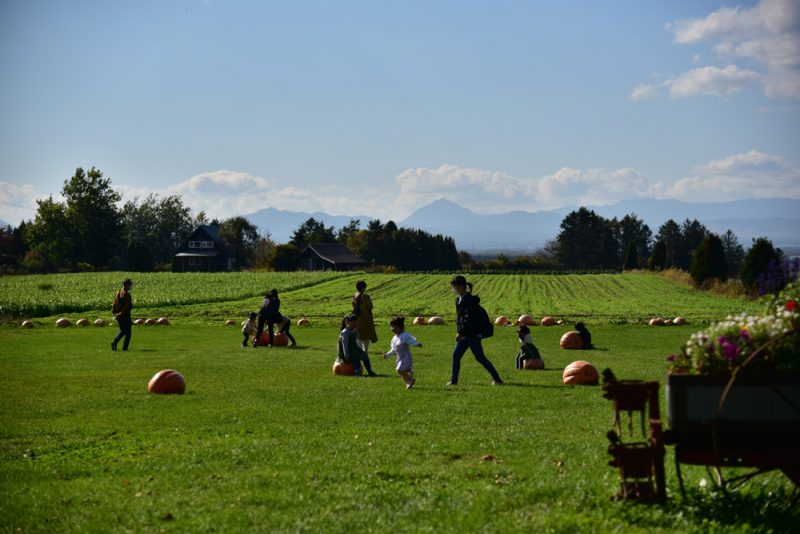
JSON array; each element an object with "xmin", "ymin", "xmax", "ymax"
[
  {"xmin": 145, "ymin": 318, "xmax": 157, "ymax": 325},
  {"xmin": 76, "ymin": 318, "xmax": 90, "ymax": 327},
  {"xmin": 255, "ymin": 331, "xmax": 271, "ymax": 346},
  {"xmin": 157, "ymin": 317, "xmax": 170, "ymax": 325},
  {"xmin": 21, "ymin": 320, "xmax": 34, "ymax": 328},
  {"xmin": 413, "ymin": 316, "xmax": 426, "ymax": 325},
  {"xmin": 494, "ymin": 316, "xmax": 509, "ymax": 326},
  {"xmin": 272, "ymin": 332, "xmax": 289, "ymax": 346},
  {"xmin": 559, "ymin": 331, "xmax": 584, "ymax": 350},
  {"xmin": 427, "ymin": 316, "xmax": 444, "ymax": 325},
  {"xmin": 523, "ymin": 358, "xmax": 545, "ymax": 370},
  {"xmin": 225, "ymin": 319, "xmax": 236, "ymax": 326},
  {"xmin": 297, "ymin": 318, "xmax": 310, "ymax": 326},
  {"xmin": 673, "ymin": 317, "xmax": 686, "ymax": 326},
  {"xmin": 55, "ymin": 318, "xmax": 71, "ymax": 328},
  {"xmin": 134, "ymin": 318, "xmax": 146, "ymax": 325},
  {"xmin": 94, "ymin": 319, "xmax": 107, "ymax": 326},
  {"xmin": 562, "ymin": 360, "xmax": 599, "ymax": 385},
  {"xmin": 649, "ymin": 317, "xmax": 664, "ymax": 326},
  {"xmin": 541, "ymin": 316, "xmax": 556, "ymax": 327},
  {"xmin": 332, "ymin": 361, "xmax": 356, "ymax": 376},
  {"xmin": 148, "ymin": 369, "xmax": 186, "ymax": 394},
  {"xmin": 518, "ymin": 314, "xmax": 536, "ymax": 326}
]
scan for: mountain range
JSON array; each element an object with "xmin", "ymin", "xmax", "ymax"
[{"xmin": 244, "ymin": 197, "xmax": 800, "ymax": 254}]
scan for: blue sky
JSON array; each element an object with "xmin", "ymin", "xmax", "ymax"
[{"xmin": 1, "ymin": 0, "xmax": 798, "ymax": 225}]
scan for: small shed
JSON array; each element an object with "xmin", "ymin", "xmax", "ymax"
[
  {"xmin": 173, "ymin": 225, "xmax": 233, "ymax": 272},
  {"xmin": 299, "ymin": 243, "xmax": 367, "ymax": 271}
]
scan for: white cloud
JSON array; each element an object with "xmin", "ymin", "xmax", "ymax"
[
  {"xmin": 0, "ymin": 182, "xmax": 46, "ymax": 225},
  {"xmin": 633, "ymin": 0, "xmax": 800, "ymax": 100},
  {"xmin": 663, "ymin": 150, "xmax": 800, "ymax": 200},
  {"xmin": 668, "ymin": 65, "xmax": 763, "ymax": 97},
  {"xmin": 4, "ymin": 152, "xmax": 797, "ymax": 227}
]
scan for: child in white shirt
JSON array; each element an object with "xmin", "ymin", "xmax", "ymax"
[
  {"xmin": 241, "ymin": 312, "xmax": 257, "ymax": 347},
  {"xmin": 384, "ymin": 316, "xmax": 422, "ymax": 389}
]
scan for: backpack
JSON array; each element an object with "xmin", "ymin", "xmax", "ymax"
[
  {"xmin": 475, "ymin": 302, "xmax": 494, "ymax": 339},
  {"xmin": 112, "ymin": 291, "xmax": 122, "ymax": 315}
]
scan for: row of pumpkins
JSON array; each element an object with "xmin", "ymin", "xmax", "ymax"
[
  {"xmin": 21, "ymin": 317, "xmax": 170, "ymax": 328},
  {"xmin": 149, "ymin": 357, "xmax": 602, "ymax": 396}
]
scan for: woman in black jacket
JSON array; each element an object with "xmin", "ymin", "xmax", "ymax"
[{"xmin": 448, "ymin": 275, "xmax": 503, "ymax": 385}]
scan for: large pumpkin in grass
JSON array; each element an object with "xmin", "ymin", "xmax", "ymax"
[
  {"xmin": 518, "ymin": 314, "xmax": 535, "ymax": 326},
  {"xmin": 76, "ymin": 318, "xmax": 90, "ymax": 327},
  {"xmin": 332, "ymin": 361, "xmax": 355, "ymax": 376},
  {"xmin": 21, "ymin": 320, "xmax": 34, "ymax": 328},
  {"xmin": 134, "ymin": 318, "xmax": 146, "ymax": 325},
  {"xmin": 560, "ymin": 331, "xmax": 584, "ymax": 350},
  {"xmin": 157, "ymin": 317, "xmax": 170, "ymax": 325},
  {"xmin": 673, "ymin": 317, "xmax": 686, "ymax": 326},
  {"xmin": 225, "ymin": 319, "xmax": 236, "ymax": 326},
  {"xmin": 541, "ymin": 316, "xmax": 557, "ymax": 327},
  {"xmin": 413, "ymin": 316, "xmax": 426, "ymax": 325},
  {"xmin": 495, "ymin": 316, "xmax": 509, "ymax": 326},
  {"xmin": 145, "ymin": 318, "xmax": 157, "ymax": 325},
  {"xmin": 256, "ymin": 332, "xmax": 271, "ymax": 346},
  {"xmin": 523, "ymin": 358, "xmax": 545, "ymax": 370},
  {"xmin": 94, "ymin": 319, "xmax": 107, "ymax": 326},
  {"xmin": 56, "ymin": 318, "xmax": 70, "ymax": 327},
  {"xmin": 649, "ymin": 317, "xmax": 663, "ymax": 326},
  {"xmin": 562, "ymin": 360, "xmax": 598, "ymax": 385},
  {"xmin": 148, "ymin": 369, "xmax": 186, "ymax": 394},
  {"xmin": 297, "ymin": 318, "xmax": 310, "ymax": 326},
  {"xmin": 272, "ymin": 332, "xmax": 289, "ymax": 346},
  {"xmin": 428, "ymin": 316, "xmax": 444, "ymax": 325}
]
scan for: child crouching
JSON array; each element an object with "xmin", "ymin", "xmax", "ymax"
[
  {"xmin": 338, "ymin": 314, "xmax": 377, "ymax": 376},
  {"xmin": 516, "ymin": 324, "xmax": 543, "ymax": 369},
  {"xmin": 384, "ymin": 316, "xmax": 422, "ymax": 388}
]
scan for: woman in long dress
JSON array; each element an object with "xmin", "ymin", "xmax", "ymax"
[{"xmin": 352, "ymin": 280, "xmax": 377, "ymax": 354}]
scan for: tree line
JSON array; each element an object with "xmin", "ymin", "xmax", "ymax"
[
  {"xmin": 1, "ymin": 167, "xmax": 793, "ymax": 291},
  {"xmin": 0, "ymin": 167, "xmax": 460, "ymax": 273}
]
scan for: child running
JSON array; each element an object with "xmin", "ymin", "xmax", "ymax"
[
  {"xmin": 241, "ymin": 312, "xmax": 257, "ymax": 347},
  {"xmin": 384, "ymin": 316, "xmax": 422, "ymax": 389},
  {"xmin": 516, "ymin": 324, "xmax": 544, "ymax": 369}
]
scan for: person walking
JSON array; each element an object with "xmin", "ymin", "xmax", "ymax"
[
  {"xmin": 447, "ymin": 275, "xmax": 503, "ymax": 385},
  {"xmin": 111, "ymin": 278, "xmax": 134, "ymax": 351},
  {"xmin": 352, "ymin": 280, "xmax": 377, "ymax": 354}
]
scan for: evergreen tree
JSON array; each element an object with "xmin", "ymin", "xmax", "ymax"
[
  {"xmin": 740, "ymin": 237, "xmax": 782, "ymax": 291},
  {"xmin": 690, "ymin": 234, "xmax": 728, "ymax": 285},
  {"xmin": 556, "ymin": 207, "xmax": 619, "ymax": 269},
  {"xmin": 720, "ymin": 229, "xmax": 745, "ymax": 276},
  {"xmin": 654, "ymin": 219, "xmax": 682, "ymax": 268},
  {"xmin": 623, "ymin": 241, "xmax": 638, "ymax": 270},
  {"xmin": 679, "ymin": 219, "xmax": 710, "ymax": 270},
  {"xmin": 290, "ymin": 218, "xmax": 336, "ymax": 249},
  {"xmin": 648, "ymin": 240, "xmax": 667, "ymax": 270},
  {"xmin": 268, "ymin": 244, "xmax": 301, "ymax": 271},
  {"xmin": 218, "ymin": 216, "xmax": 261, "ymax": 269},
  {"xmin": 618, "ymin": 213, "xmax": 652, "ymax": 263}
]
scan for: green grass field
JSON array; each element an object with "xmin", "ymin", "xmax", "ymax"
[{"xmin": 1, "ymin": 273, "xmax": 795, "ymax": 532}]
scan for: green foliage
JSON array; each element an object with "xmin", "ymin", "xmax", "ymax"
[
  {"xmin": 217, "ymin": 216, "xmax": 261, "ymax": 269},
  {"xmin": 648, "ymin": 240, "xmax": 667, "ymax": 270},
  {"xmin": 1, "ymin": 322, "xmax": 796, "ymax": 531},
  {"xmin": 617, "ymin": 213, "xmax": 652, "ymax": 261},
  {"xmin": 556, "ymin": 207, "xmax": 618, "ymax": 269},
  {"xmin": 720, "ymin": 229, "xmax": 745, "ymax": 277},
  {"xmin": 269, "ymin": 244, "xmax": 301, "ymax": 271},
  {"xmin": 623, "ymin": 241, "xmax": 638, "ymax": 270},
  {"xmin": 0, "ymin": 271, "xmax": 345, "ymax": 318},
  {"xmin": 690, "ymin": 234, "xmax": 728, "ymax": 285},
  {"xmin": 740, "ymin": 237, "xmax": 782, "ymax": 291},
  {"xmin": 290, "ymin": 217, "xmax": 336, "ymax": 248},
  {"xmin": 120, "ymin": 194, "xmax": 194, "ymax": 266}
]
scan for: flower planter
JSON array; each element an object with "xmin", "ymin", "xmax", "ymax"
[{"xmin": 667, "ymin": 373, "xmax": 800, "ymax": 430}]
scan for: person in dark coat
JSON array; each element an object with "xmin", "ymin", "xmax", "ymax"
[
  {"xmin": 111, "ymin": 278, "xmax": 134, "ymax": 351},
  {"xmin": 337, "ymin": 314, "xmax": 376, "ymax": 376},
  {"xmin": 575, "ymin": 321, "xmax": 595, "ymax": 349},
  {"xmin": 254, "ymin": 289, "xmax": 282, "ymax": 347},
  {"xmin": 447, "ymin": 275, "xmax": 503, "ymax": 385}
]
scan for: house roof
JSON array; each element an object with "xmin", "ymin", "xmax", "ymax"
[
  {"xmin": 302, "ymin": 243, "xmax": 367, "ymax": 265},
  {"xmin": 175, "ymin": 251, "xmax": 222, "ymax": 257}
]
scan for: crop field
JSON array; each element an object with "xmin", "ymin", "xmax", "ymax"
[
  {"xmin": 2, "ymin": 271, "xmax": 792, "ymax": 532},
  {"xmin": 1, "ymin": 271, "xmax": 759, "ymax": 326}
]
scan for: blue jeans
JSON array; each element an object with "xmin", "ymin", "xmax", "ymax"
[{"xmin": 451, "ymin": 335, "xmax": 501, "ymax": 384}]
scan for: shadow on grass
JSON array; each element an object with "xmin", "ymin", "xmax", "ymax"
[{"xmin": 619, "ymin": 487, "xmax": 800, "ymax": 531}]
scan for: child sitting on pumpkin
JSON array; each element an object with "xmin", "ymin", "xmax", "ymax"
[
  {"xmin": 516, "ymin": 324, "xmax": 543, "ymax": 369},
  {"xmin": 575, "ymin": 321, "xmax": 595, "ymax": 349}
]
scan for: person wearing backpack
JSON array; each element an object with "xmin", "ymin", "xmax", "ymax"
[
  {"xmin": 447, "ymin": 275, "xmax": 503, "ymax": 386},
  {"xmin": 111, "ymin": 278, "xmax": 133, "ymax": 351}
]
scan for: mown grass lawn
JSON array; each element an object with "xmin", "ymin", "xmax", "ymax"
[{"xmin": 1, "ymin": 319, "xmax": 797, "ymax": 532}]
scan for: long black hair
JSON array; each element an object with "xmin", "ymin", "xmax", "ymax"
[{"xmin": 450, "ymin": 275, "xmax": 473, "ymax": 293}]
